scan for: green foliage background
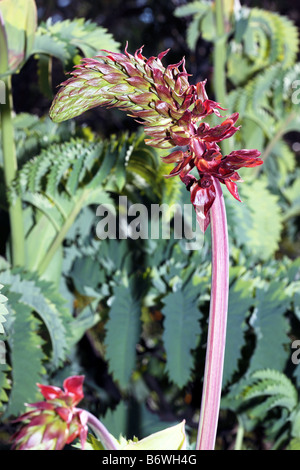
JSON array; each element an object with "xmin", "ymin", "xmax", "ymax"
[{"xmin": 0, "ymin": 0, "xmax": 300, "ymax": 450}]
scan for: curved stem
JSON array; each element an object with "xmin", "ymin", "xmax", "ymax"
[
  {"xmin": 86, "ymin": 411, "xmax": 119, "ymax": 450},
  {"xmin": 196, "ymin": 178, "xmax": 229, "ymax": 450}
]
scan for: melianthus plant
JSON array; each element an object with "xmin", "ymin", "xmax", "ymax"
[
  {"xmin": 12, "ymin": 45, "xmax": 262, "ymax": 451},
  {"xmin": 48, "ymin": 45, "xmax": 262, "ymax": 450}
]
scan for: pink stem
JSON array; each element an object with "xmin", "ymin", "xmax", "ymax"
[
  {"xmin": 196, "ymin": 177, "xmax": 229, "ymax": 450},
  {"xmin": 86, "ymin": 411, "xmax": 119, "ymax": 450}
]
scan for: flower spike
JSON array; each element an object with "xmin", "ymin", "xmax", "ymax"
[{"xmin": 50, "ymin": 45, "xmax": 263, "ymax": 230}]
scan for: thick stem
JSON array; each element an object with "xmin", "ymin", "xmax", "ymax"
[
  {"xmin": 1, "ymin": 75, "xmax": 25, "ymax": 266},
  {"xmin": 196, "ymin": 177, "xmax": 229, "ymax": 450},
  {"xmin": 85, "ymin": 411, "xmax": 119, "ymax": 450}
]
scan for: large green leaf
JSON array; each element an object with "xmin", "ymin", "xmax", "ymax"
[
  {"xmin": 104, "ymin": 277, "xmax": 142, "ymax": 389},
  {"xmin": 248, "ymin": 280, "xmax": 290, "ymax": 374},
  {"xmin": 0, "ymin": 271, "xmax": 72, "ymax": 368},
  {"xmin": 5, "ymin": 293, "xmax": 45, "ymax": 416},
  {"xmin": 161, "ymin": 281, "xmax": 202, "ymax": 388},
  {"xmin": 225, "ymin": 178, "xmax": 283, "ymax": 261},
  {"xmin": 223, "ymin": 273, "xmax": 255, "ymax": 387}
]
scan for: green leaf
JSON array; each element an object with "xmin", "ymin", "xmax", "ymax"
[
  {"xmin": 5, "ymin": 294, "xmax": 46, "ymax": 416},
  {"xmin": 244, "ymin": 369, "xmax": 298, "ymax": 410},
  {"xmin": 101, "ymin": 401, "xmax": 128, "ymax": 440},
  {"xmin": 161, "ymin": 281, "xmax": 201, "ymax": 388},
  {"xmin": 223, "ymin": 274, "xmax": 254, "ymax": 387},
  {"xmin": 33, "ymin": 18, "xmax": 120, "ymax": 69},
  {"xmin": 0, "ymin": 270, "xmax": 72, "ymax": 368},
  {"xmin": 225, "ymin": 178, "xmax": 283, "ymax": 261},
  {"xmin": 70, "ymin": 255, "xmax": 107, "ymax": 298},
  {"xmin": 248, "ymin": 281, "xmax": 290, "ymax": 374},
  {"xmin": 104, "ymin": 277, "xmax": 142, "ymax": 389},
  {"xmin": 241, "ymin": 369, "xmax": 298, "ymax": 429},
  {"xmin": 227, "ymin": 8, "xmax": 299, "ymax": 86},
  {"xmin": 174, "ymin": 0, "xmax": 212, "ymax": 51}
]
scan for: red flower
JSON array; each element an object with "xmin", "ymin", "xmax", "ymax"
[
  {"xmin": 161, "ymin": 83, "xmax": 263, "ymax": 231},
  {"xmin": 11, "ymin": 376, "xmax": 88, "ymax": 450}
]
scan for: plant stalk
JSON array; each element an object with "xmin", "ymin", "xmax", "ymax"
[
  {"xmin": 196, "ymin": 177, "xmax": 229, "ymax": 450},
  {"xmin": 85, "ymin": 411, "xmax": 119, "ymax": 450},
  {"xmin": 1, "ymin": 75, "xmax": 25, "ymax": 267}
]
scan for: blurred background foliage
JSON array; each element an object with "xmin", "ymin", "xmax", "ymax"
[{"xmin": 0, "ymin": 0, "xmax": 300, "ymax": 450}]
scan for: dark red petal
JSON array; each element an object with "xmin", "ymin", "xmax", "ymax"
[
  {"xmin": 195, "ymin": 157, "xmax": 220, "ymax": 174},
  {"xmin": 165, "ymin": 156, "xmax": 193, "ymax": 177},
  {"xmin": 190, "ymin": 181, "xmax": 216, "ymax": 218},
  {"xmin": 225, "ymin": 180, "xmax": 241, "ymax": 201},
  {"xmin": 221, "ymin": 112, "xmax": 239, "ymax": 126},
  {"xmin": 227, "ymin": 149, "xmax": 261, "ymax": 158},
  {"xmin": 169, "ymin": 131, "xmax": 191, "ymax": 146},
  {"xmin": 229, "ymin": 171, "xmax": 242, "ymax": 182},
  {"xmin": 190, "ymin": 182, "xmax": 216, "ymax": 233},
  {"xmin": 222, "ymin": 149, "xmax": 263, "ymax": 170}
]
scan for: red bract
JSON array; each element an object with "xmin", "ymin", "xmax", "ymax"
[{"xmin": 11, "ymin": 376, "xmax": 88, "ymax": 450}]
